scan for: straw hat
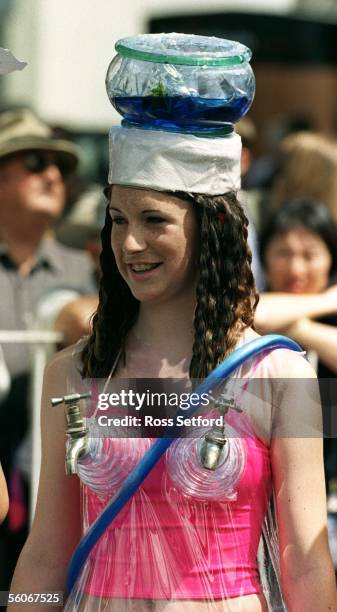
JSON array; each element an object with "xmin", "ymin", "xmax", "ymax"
[{"xmin": 0, "ymin": 108, "xmax": 79, "ymax": 170}]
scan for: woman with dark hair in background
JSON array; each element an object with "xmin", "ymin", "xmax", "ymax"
[
  {"xmin": 256, "ymin": 198, "xmax": 337, "ymax": 514},
  {"xmin": 256, "ymin": 198, "xmax": 337, "ymax": 373}
]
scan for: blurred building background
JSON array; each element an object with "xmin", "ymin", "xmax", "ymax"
[{"xmin": 0, "ymin": 0, "xmax": 336, "ymax": 180}]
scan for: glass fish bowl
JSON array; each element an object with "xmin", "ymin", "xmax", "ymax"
[{"xmin": 106, "ymin": 33, "xmax": 255, "ymax": 133}]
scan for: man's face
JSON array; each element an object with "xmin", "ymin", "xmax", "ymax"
[{"xmin": 0, "ymin": 150, "xmax": 66, "ymax": 228}]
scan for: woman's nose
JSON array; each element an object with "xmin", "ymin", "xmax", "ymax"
[
  {"xmin": 122, "ymin": 226, "xmax": 147, "ymax": 253},
  {"xmin": 288, "ymin": 256, "xmax": 306, "ymax": 276}
]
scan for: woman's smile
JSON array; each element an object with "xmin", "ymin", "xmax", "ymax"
[{"xmin": 127, "ymin": 261, "xmax": 163, "ymax": 281}]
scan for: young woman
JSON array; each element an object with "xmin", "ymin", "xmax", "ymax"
[{"xmin": 8, "ymin": 179, "xmax": 336, "ymax": 611}]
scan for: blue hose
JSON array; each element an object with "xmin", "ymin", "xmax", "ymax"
[{"xmin": 67, "ymin": 334, "xmax": 302, "ymax": 592}]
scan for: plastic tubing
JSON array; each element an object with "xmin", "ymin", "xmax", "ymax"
[{"xmin": 67, "ymin": 334, "xmax": 302, "ymax": 592}]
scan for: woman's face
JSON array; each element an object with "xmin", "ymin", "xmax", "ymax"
[
  {"xmin": 265, "ymin": 225, "xmax": 332, "ymax": 294},
  {"xmin": 109, "ymin": 186, "xmax": 199, "ymax": 304}
]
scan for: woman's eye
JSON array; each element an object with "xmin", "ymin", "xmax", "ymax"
[
  {"xmin": 146, "ymin": 216, "xmax": 165, "ymax": 224},
  {"xmin": 304, "ymin": 252, "xmax": 318, "ymax": 261},
  {"xmin": 272, "ymin": 249, "xmax": 289, "ymax": 259},
  {"xmin": 111, "ymin": 216, "xmax": 126, "ymax": 225}
]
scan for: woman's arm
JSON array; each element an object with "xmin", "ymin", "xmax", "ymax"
[
  {"xmin": 272, "ymin": 436, "xmax": 337, "ymax": 611},
  {"xmin": 255, "ymin": 287, "xmax": 337, "ymax": 334},
  {"xmin": 284, "ymin": 318, "xmax": 337, "ymax": 374},
  {"xmin": 8, "ymin": 349, "xmax": 82, "ymax": 611},
  {"xmin": 271, "ymin": 356, "xmax": 337, "ymax": 611},
  {"xmin": 0, "ymin": 462, "xmax": 8, "ymax": 523}
]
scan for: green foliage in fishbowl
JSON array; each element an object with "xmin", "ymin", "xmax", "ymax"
[{"xmin": 150, "ymin": 82, "xmax": 167, "ymax": 97}]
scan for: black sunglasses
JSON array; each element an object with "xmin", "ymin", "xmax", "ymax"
[{"xmin": 21, "ymin": 151, "xmax": 72, "ymax": 179}]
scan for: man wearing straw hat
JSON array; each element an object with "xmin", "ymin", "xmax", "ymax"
[{"xmin": 0, "ymin": 108, "xmax": 95, "ymax": 589}]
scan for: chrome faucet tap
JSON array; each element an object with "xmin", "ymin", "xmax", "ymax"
[
  {"xmin": 51, "ymin": 392, "xmax": 91, "ymax": 475},
  {"xmin": 199, "ymin": 391, "xmax": 241, "ymax": 471}
]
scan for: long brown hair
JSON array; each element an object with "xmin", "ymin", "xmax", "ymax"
[{"xmin": 81, "ymin": 189, "xmax": 258, "ymax": 379}]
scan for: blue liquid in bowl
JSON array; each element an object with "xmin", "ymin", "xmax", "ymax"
[{"xmin": 112, "ymin": 95, "xmax": 251, "ymax": 128}]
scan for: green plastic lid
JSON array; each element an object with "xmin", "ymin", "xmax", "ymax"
[{"xmin": 115, "ymin": 33, "xmax": 252, "ymax": 67}]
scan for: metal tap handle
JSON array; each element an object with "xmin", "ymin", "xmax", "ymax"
[
  {"xmin": 209, "ymin": 393, "xmax": 242, "ymax": 415},
  {"xmin": 51, "ymin": 392, "xmax": 92, "ymax": 407}
]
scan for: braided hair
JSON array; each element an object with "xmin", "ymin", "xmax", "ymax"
[{"xmin": 81, "ymin": 189, "xmax": 258, "ymax": 379}]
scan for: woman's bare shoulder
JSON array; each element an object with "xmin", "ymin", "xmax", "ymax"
[
  {"xmin": 244, "ymin": 327, "xmax": 316, "ymax": 379},
  {"xmin": 242, "ymin": 331, "xmax": 320, "ymax": 437},
  {"xmin": 45, "ymin": 338, "xmax": 88, "ymax": 389}
]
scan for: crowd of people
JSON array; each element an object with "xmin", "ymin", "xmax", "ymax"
[{"xmin": 0, "ymin": 52, "xmax": 337, "ymax": 610}]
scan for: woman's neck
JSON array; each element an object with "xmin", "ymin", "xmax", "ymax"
[{"xmin": 132, "ymin": 296, "xmax": 195, "ymax": 355}]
